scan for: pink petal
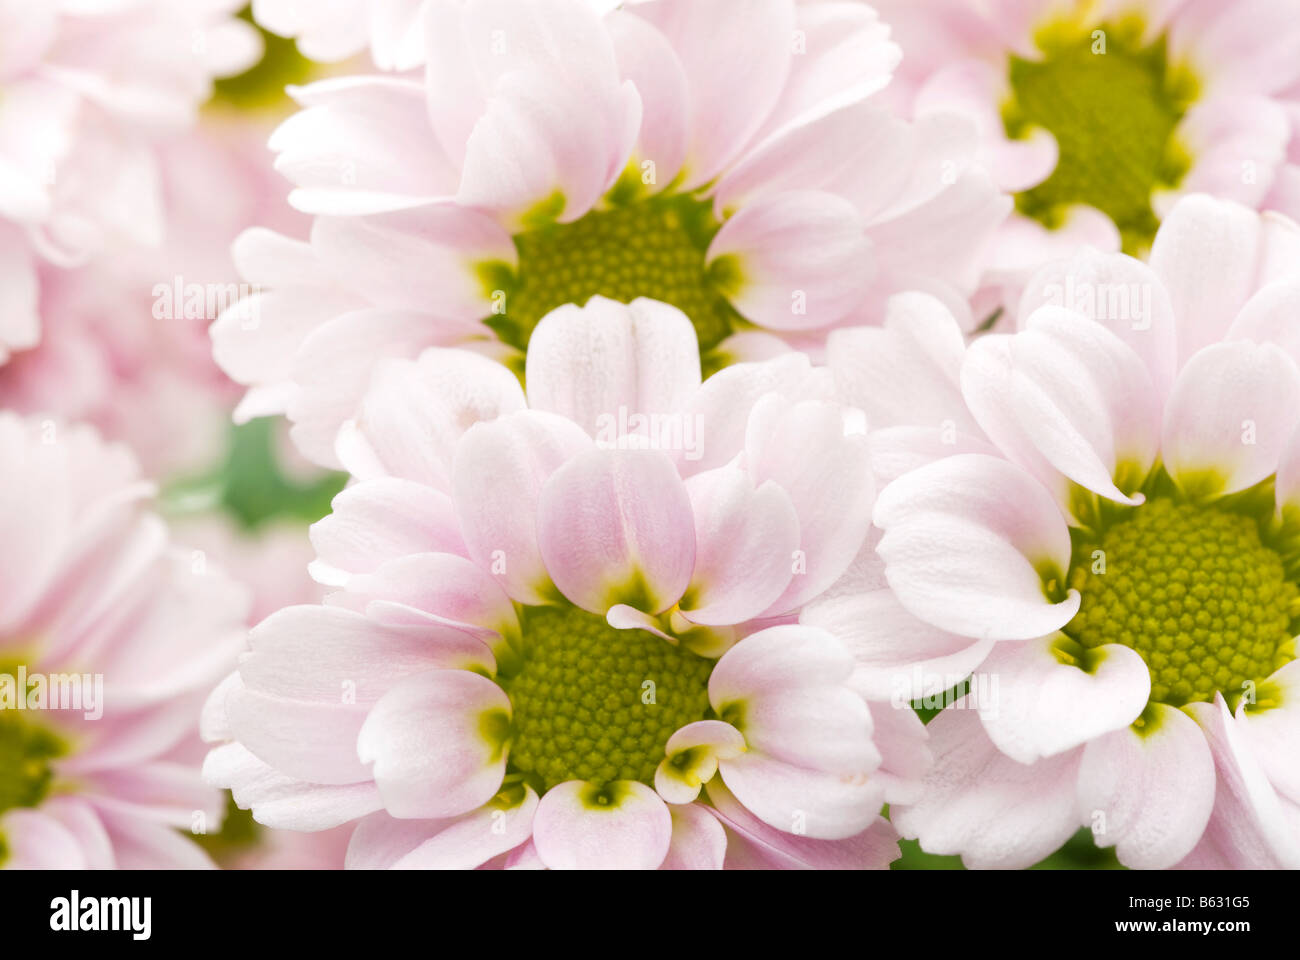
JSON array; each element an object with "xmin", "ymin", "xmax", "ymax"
[
  {"xmin": 1161, "ymin": 340, "xmax": 1300, "ymax": 499},
  {"xmin": 751, "ymin": 1, "xmax": 898, "ymax": 143},
  {"xmin": 800, "ymin": 590, "xmax": 994, "ymax": 702},
  {"xmin": 716, "ymin": 751, "xmax": 883, "ymax": 840},
  {"xmin": 679, "ymin": 465, "xmax": 799, "ymax": 625},
  {"xmin": 240, "ymin": 604, "xmax": 495, "ymax": 705},
  {"xmin": 681, "ymin": 351, "xmax": 831, "ymax": 474},
  {"xmin": 868, "ymin": 168, "xmax": 1010, "ymax": 299},
  {"xmin": 537, "ymin": 448, "xmax": 695, "ymax": 614},
  {"xmin": 310, "ymin": 478, "xmax": 467, "ymax": 585},
  {"xmin": 311, "ymin": 206, "xmax": 514, "ymax": 320},
  {"xmin": 629, "ymin": 0, "xmax": 794, "ymax": 189},
  {"xmin": 525, "ymin": 296, "xmax": 701, "ymax": 439},
  {"xmin": 1183, "ymin": 696, "xmax": 1300, "ymax": 868},
  {"xmin": 707, "ymin": 189, "xmax": 873, "ymax": 332},
  {"xmin": 433, "ymin": 0, "xmax": 634, "ymax": 223},
  {"xmin": 95, "ymin": 810, "xmax": 215, "ymax": 870},
  {"xmin": 976, "ymin": 634, "xmax": 1150, "ymax": 764},
  {"xmin": 913, "ymin": 58, "xmax": 1055, "ymax": 193},
  {"xmin": 890, "ymin": 702, "xmax": 1084, "ymax": 869},
  {"xmin": 37, "ymin": 798, "xmax": 115, "ymax": 869},
  {"xmin": 344, "ymin": 552, "xmax": 521, "ymax": 666},
  {"xmin": 706, "ymin": 779, "xmax": 899, "ymax": 869},
  {"xmin": 960, "ymin": 331, "xmax": 1074, "ymax": 503},
  {"xmin": 1148, "ymin": 194, "xmax": 1264, "ymax": 364},
  {"xmin": 654, "ymin": 719, "xmax": 746, "ymax": 804},
  {"xmin": 1169, "ymin": 96, "xmax": 1289, "ymax": 211},
  {"xmin": 287, "ymin": 308, "xmax": 452, "ymax": 468},
  {"xmin": 1168, "ymin": 0, "xmax": 1300, "ymax": 96},
  {"xmin": 1003, "ymin": 309, "xmax": 1161, "ymax": 504},
  {"xmin": 709, "ymin": 623, "xmax": 855, "ymax": 700},
  {"xmin": 203, "ymin": 742, "xmax": 384, "ymax": 831},
  {"xmin": 866, "ymin": 701, "xmax": 932, "ymax": 806},
  {"xmin": 273, "ymin": 77, "xmax": 457, "ymax": 214},
  {"xmin": 706, "ymin": 625, "xmax": 874, "ymax": 777},
  {"xmin": 1017, "ymin": 247, "xmax": 1179, "ymax": 398},
  {"xmin": 873, "ymin": 454, "xmax": 1078, "ymax": 641},
  {"xmin": 1227, "ymin": 279, "xmax": 1300, "ymax": 371},
  {"xmin": 532, "ymin": 780, "xmax": 672, "ymax": 870},
  {"xmin": 344, "ymin": 812, "xmax": 446, "ymax": 870},
  {"xmin": 357, "ymin": 669, "xmax": 512, "ymax": 819},
  {"xmin": 744, "ymin": 396, "xmax": 875, "ymax": 614},
  {"xmin": 452, "ymin": 410, "xmax": 594, "ymax": 606},
  {"xmin": 227, "ymin": 685, "xmax": 373, "ymax": 785},
  {"xmin": 457, "ymin": 70, "xmax": 639, "ymax": 227},
  {"xmin": 368, "ymin": 0, "xmax": 428, "ymax": 70},
  {"xmin": 339, "ymin": 348, "xmax": 527, "ymax": 488},
  {"xmin": 394, "ymin": 787, "xmax": 538, "ymax": 869},
  {"xmin": 1239, "ymin": 660, "xmax": 1300, "ymax": 805},
  {"xmin": 660, "ymin": 803, "xmax": 726, "ymax": 870},
  {"xmin": 827, "ymin": 292, "xmax": 979, "ymax": 432},
  {"xmin": 606, "ymin": 9, "xmax": 689, "ymax": 188},
  {"xmin": 0, "ymin": 809, "xmax": 88, "ymax": 869},
  {"xmin": 1077, "ymin": 703, "xmax": 1216, "ymax": 869},
  {"xmin": 713, "ymin": 100, "xmax": 911, "ymax": 222}
]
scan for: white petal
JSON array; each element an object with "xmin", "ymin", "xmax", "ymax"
[
  {"xmin": 873, "ymin": 454, "xmax": 1078, "ymax": 641},
  {"xmin": 1077, "ymin": 703, "xmax": 1216, "ymax": 869},
  {"xmin": 890, "ymin": 703, "xmax": 1084, "ymax": 869},
  {"xmin": 976, "ymin": 634, "xmax": 1150, "ymax": 764},
  {"xmin": 1161, "ymin": 340, "xmax": 1300, "ymax": 500}
]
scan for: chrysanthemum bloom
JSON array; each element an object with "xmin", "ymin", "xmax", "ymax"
[
  {"xmin": 203, "ymin": 296, "xmax": 927, "ymax": 869},
  {"xmin": 0, "ymin": 0, "xmax": 260, "ymax": 362},
  {"xmin": 212, "ymin": 0, "xmax": 1010, "ymax": 467},
  {"xmin": 829, "ymin": 194, "xmax": 1300, "ymax": 868},
  {"xmin": 873, "ymin": 0, "xmax": 1300, "ymax": 317},
  {"xmin": 0, "ymin": 414, "xmax": 249, "ymax": 868}
]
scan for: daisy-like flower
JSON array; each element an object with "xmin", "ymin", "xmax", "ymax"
[
  {"xmin": 874, "ymin": 0, "xmax": 1300, "ymax": 314},
  {"xmin": 0, "ymin": 0, "xmax": 261, "ymax": 362},
  {"xmin": 0, "ymin": 413, "xmax": 249, "ymax": 868},
  {"xmin": 203, "ymin": 296, "xmax": 925, "ymax": 870},
  {"xmin": 212, "ymin": 0, "xmax": 1010, "ymax": 467},
  {"xmin": 828, "ymin": 194, "xmax": 1300, "ymax": 868}
]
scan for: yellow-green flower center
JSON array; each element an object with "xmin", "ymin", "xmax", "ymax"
[
  {"xmin": 1003, "ymin": 18, "xmax": 1196, "ymax": 253},
  {"xmin": 498, "ymin": 605, "xmax": 714, "ymax": 791},
  {"xmin": 0, "ymin": 710, "xmax": 64, "ymax": 820},
  {"xmin": 480, "ymin": 190, "xmax": 743, "ymax": 358},
  {"xmin": 1063, "ymin": 481, "xmax": 1299, "ymax": 708}
]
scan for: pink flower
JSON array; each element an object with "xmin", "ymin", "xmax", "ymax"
[
  {"xmin": 873, "ymin": 0, "xmax": 1300, "ymax": 318},
  {"xmin": 203, "ymin": 296, "xmax": 926, "ymax": 869},
  {"xmin": 829, "ymin": 194, "xmax": 1300, "ymax": 868},
  {"xmin": 0, "ymin": 414, "xmax": 249, "ymax": 868},
  {"xmin": 0, "ymin": 116, "xmax": 307, "ymax": 478},
  {"xmin": 212, "ymin": 0, "xmax": 1010, "ymax": 467},
  {"xmin": 0, "ymin": 0, "xmax": 260, "ymax": 362}
]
